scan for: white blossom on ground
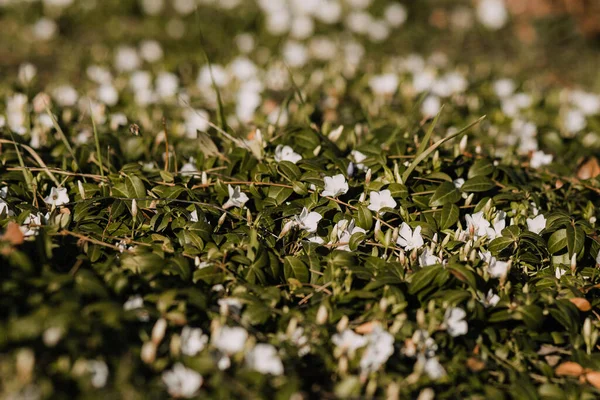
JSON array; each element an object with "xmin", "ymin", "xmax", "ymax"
[
  {"xmin": 530, "ymin": 151, "xmax": 553, "ymax": 169},
  {"xmin": 396, "ymin": 222, "xmax": 424, "ymax": 251},
  {"xmin": 274, "ymin": 145, "xmax": 302, "ymax": 164},
  {"xmin": 335, "ymin": 219, "xmax": 366, "ymax": 251},
  {"xmin": 321, "ymin": 174, "xmax": 348, "ymax": 198},
  {"xmin": 162, "ymin": 363, "xmax": 203, "ymax": 398},
  {"xmin": 212, "ymin": 326, "xmax": 248, "ymax": 355},
  {"xmin": 359, "ymin": 327, "xmax": 395, "ymax": 373},
  {"xmin": 482, "ymin": 289, "xmax": 500, "ymax": 308},
  {"xmin": 20, "ymin": 212, "xmax": 44, "ymax": 237},
  {"xmin": 367, "ymin": 189, "xmax": 397, "ymax": 214},
  {"xmin": 246, "ymin": 343, "xmax": 284, "ymax": 375},
  {"xmin": 444, "ymin": 307, "xmax": 468, "ymax": 337},
  {"xmin": 295, "ymin": 207, "xmax": 322, "ymax": 233},
  {"xmin": 222, "ymin": 185, "xmax": 249, "ymax": 209},
  {"xmin": 87, "ymin": 360, "xmax": 109, "ymax": 388},
  {"xmin": 465, "ymin": 211, "xmax": 491, "ymax": 239},
  {"xmin": 332, "ymin": 329, "xmax": 368, "ymax": 354},
  {"xmin": 479, "ymin": 251, "xmax": 510, "ymax": 278},
  {"xmin": 419, "ymin": 248, "xmax": 441, "ymax": 267},
  {"xmin": 44, "ymin": 187, "xmax": 70, "ymax": 207},
  {"xmin": 180, "ymin": 327, "xmax": 209, "ymax": 356},
  {"xmin": 123, "ymin": 295, "xmax": 144, "ymax": 311},
  {"xmin": 526, "ymin": 214, "xmax": 546, "ymax": 234}
]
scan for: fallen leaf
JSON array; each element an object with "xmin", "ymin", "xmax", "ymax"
[
  {"xmin": 355, "ymin": 321, "xmax": 378, "ymax": 334},
  {"xmin": 569, "ymin": 297, "xmax": 592, "ymax": 312},
  {"xmin": 467, "ymin": 357, "xmax": 485, "ymax": 372},
  {"xmin": 585, "ymin": 371, "xmax": 600, "ymax": 389},
  {"xmin": 2, "ymin": 222, "xmax": 24, "ymax": 245},
  {"xmin": 555, "ymin": 361, "xmax": 584, "ymax": 377},
  {"xmin": 577, "ymin": 157, "xmax": 600, "ymax": 180}
]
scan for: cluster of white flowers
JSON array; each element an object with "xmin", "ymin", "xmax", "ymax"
[{"xmin": 332, "ymin": 325, "xmax": 395, "ymax": 374}]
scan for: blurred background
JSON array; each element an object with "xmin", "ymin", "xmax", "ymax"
[{"xmin": 1, "ymin": 0, "xmax": 599, "ymax": 87}]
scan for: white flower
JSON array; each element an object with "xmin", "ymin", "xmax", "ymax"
[
  {"xmin": 87, "ymin": 360, "xmax": 109, "ymax": 389},
  {"xmin": 493, "ymin": 79, "xmax": 515, "ymax": 98},
  {"xmin": 218, "ymin": 298, "xmax": 243, "ymax": 315},
  {"xmin": 20, "ymin": 212, "xmax": 44, "ymax": 237},
  {"xmin": 396, "ymin": 222, "xmax": 424, "ymax": 251},
  {"xmin": 44, "ymin": 187, "xmax": 70, "ymax": 207},
  {"xmin": 335, "ymin": 219, "xmax": 366, "ymax": 251},
  {"xmin": 222, "ymin": 185, "xmax": 249, "ymax": 209},
  {"xmin": 123, "ymin": 295, "xmax": 144, "ymax": 311},
  {"xmin": 0, "ymin": 199, "xmax": 10, "ymax": 218},
  {"xmin": 180, "ymin": 327, "xmax": 208, "ymax": 357},
  {"xmin": 306, "ymin": 235, "xmax": 325, "ymax": 244},
  {"xmin": 295, "ymin": 207, "xmax": 322, "ymax": 233},
  {"xmin": 419, "ymin": 248, "xmax": 441, "ymax": 267},
  {"xmin": 321, "ymin": 174, "xmax": 348, "ymax": 198},
  {"xmin": 246, "ymin": 344, "xmax": 284, "ymax": 376},
  {"xmin": 453, "ymin": 178, "xmax": 465, "ymax": 189},
  {"xmin": 489, "ymin": 210, "xmax": 507, "ymax": 239},
  {"xmin": 530, "ymin": 151, "xmax": 553, "ymax": 169},
  {"xmin": 476, "ymin": 0, "xmax": 508, "ymax": 30},
  {"xmin": 212, "ymin": 326, "xmax": 248, "ymax": 355},
  {"xmin": 465, "ymin": 211, "xmax": 491, "ymax": 239},
  {"xmin": 482, "ymin": 289, "xmax": 500, "ymax": 308},
  {"xmin": 190, "ymin": 210, "xmax": 199, "ymax": 223},
  {"xmin": 367, "ymin": 190, "xmax": 397, "ymax": 214},
  {"xmin": 368, "ymin": 73, "xmax": 398, "ymax": 96},
  {"xmin": 359, "ymin": 327, "xmax": 395, "ymax": 373},
  {"xmin": 162, "ymin": 363, "xmax": 203, "ymax": 398},
  {"xmin": 444, "ymin": 307, "xmax": 468, "ymax": 337},
  {"xmin": 332, "ymin": 329, "xmax": 368, "ymax": 353},
  {"xmin": 351, "ymin": 150, "xmax": 367, "ymax": 170},
  {"xmin": 479, "ymin": 251, "xmax": 510, "ymax": 278},
  {"xmin": 526, "ymin": 214, "xmax": 546, "ymax": 234},
  {"xmin": 274, "ymin": 145, "xmax": 302, "ymax": 164},
  {"xmin": 384, "ymin": 3, "xmax": 407, "ymax": 27},
  {"xmin": 562, "ymin": 109, "xmax": 586, "ymax": 134},
  {"xmin": 555, "ymin": 267, "xmax": 566, "ymax": 279},
  {"xmin": 421, "ymin": 355, "xmax": 446, "ymax": 379},
  {"xmin": 421, "ymin": 95, "xmax": 441, "ymax": 117}
]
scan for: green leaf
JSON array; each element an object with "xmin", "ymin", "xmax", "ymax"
[
  {"xmin": 489, "ymin": 236, "xmax": 515, "ymax": 254},
  {"xmin": 461, "ymin": 176, "xmax": 496, "ymax": 192},
  {"xmin": 429, "ymin": 182, "xmax": 461, "ymax": 207},
  {"xmin": 468, "ymin": 159, "xmax": 495, "ymax": 178},
  {"xmin": 356, "ymin": 204, "xmax": 373, "ymax": 231},
  {"xmin": 548, "ymin": 229, "xmax": 568, "ymax": 254},
  {"xmin": 566, "ymin": 224, "xmax": 585, "ymax": 257},
  {"xmin": 439, "ymin": 204, "xmax": 459, "ymax": 230},
  {"xmin": 284, "ymin": 256, "xmax": 309, "ymax": 283},
  {"xmin": 277, "ymin": 161, "xmax": 301, "ymax": 181}
]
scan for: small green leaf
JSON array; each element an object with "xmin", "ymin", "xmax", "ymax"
[
  {"xmin": 489, "ymin": 236, "xmax": 515, "ymax": 254},
  {"xmin": 468, "ymin": 159, "xmax": 495, "ymax": 178},
  {"xmin": 566, "ymin": 224, "xmax": 585, "ymax": 257},
  {"xmin": 429, "ymin": 182, "xmax": 461, "ymax": 207},
  {"xmin": 461, "ymin": 176, "xmax": 496, "ymax": 192},
  {"xmin": 439, "ymin": 204, "xmax": 459, "ymax": 230},
  {"xmin": 548, "ymin": 229, "xmax": 568, "ymax": 254},
  {"xmin": 284, "ymin": 256, "xmax": 309, "ymax": 283},
  {"xmin": 356, "ymin": 204, "xmax": 373, "ymax": 231}
]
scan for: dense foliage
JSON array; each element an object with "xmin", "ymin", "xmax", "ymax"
[{"xmin": 2, "ymin": 0, "xmax": 600, "ymax": 399}]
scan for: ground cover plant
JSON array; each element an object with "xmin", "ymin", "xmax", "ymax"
[{"xmin": 2, "ymin": 0, "xmax": 600, "ymax": 399}]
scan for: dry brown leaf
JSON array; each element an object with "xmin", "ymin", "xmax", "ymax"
[
  {"xmin": 577, "ymin": 157, "xmax": 600, "ymax": 180},
  {"xmin": 569, "ymin": 297, "xmax": 592, "ymax": 312},
  {"xmin": 585, "ymin": 371, "xmax": 600, "ymax": 389},
  {"xmin": 2, "ymin": 221, "xmax": 24, "ymax": 245},
  {"xmin": 355, "ymin": 321, "xmax": 378, "ymax": 334},
  {"xmin": 555, "ymin": 361, "xmax": 584, "ymax": 377},
  {"xmin": 466, "ymin": 357, "xmax": 485, "ymax": 372}
]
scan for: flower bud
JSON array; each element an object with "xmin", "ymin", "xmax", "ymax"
[
  {"xmin": 459, "ymin": 135, "xmax": 468, "ymax": 153},
  {"xmin": 328, "ymin": 125, "xmax": 344, "ymax": 142},
  {"xmin": 337, "ymin": 315, "xmax": 349, "ymax": 332},
  {"xmin": 392, "ymin": 227, "xmax": 399, "ymax": 243},
  {"xmin": 465, "ymin": 193, "xmax": 474, "ymax": 207},
  {"xmin": 359, "ymin": 192, "xmax": 366, "ymax": 203},
  {"xmin": 316, "ymin": 305, "xmax": 328, "ymax": 325},
  {"xmin": 218, "ymin": 212, "xmax": 227, "ymax": 227},
  {"xmin": 151, "ymin": 318, "xmax": 167, "ymax": 345},
  {"xmin": 571, "ymin": 253, "xmax": 577, "ymax": 273},
  {"xmin": 78, "ymin": 181, "xmax": 85, "ymax": 200},
  {"xmin": 141, "ymin": 341, "xmax": 156, "ymax": 364},
  {"xmin": 131, "ymin": 199, "xmax": 138, "ymax": 219},
  {"xmin": 365, "ymin": 168, "xmax": 372, "ymax": 185},
  {"xmin": 201, "ymin": 171, "xmax": 208, "ymax": 185}
]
